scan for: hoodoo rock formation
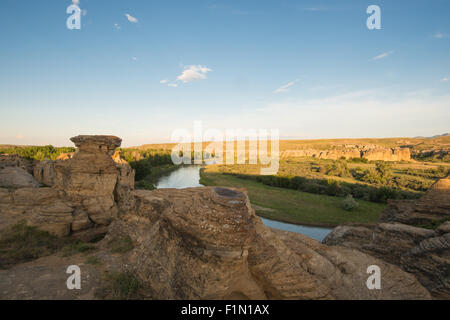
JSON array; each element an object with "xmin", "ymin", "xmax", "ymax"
[
  {"xmin": 0, "ymin": 135, "xmax": 435, "ymax": 299},
  {"xmin": 0, "ymin": 135, "xmax": 134, "ymax": 239},
  {"xmin": 324, "ymin": 176, "xmax": 450, "ymax": 298}
]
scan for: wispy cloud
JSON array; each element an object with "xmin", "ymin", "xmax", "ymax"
[
  {"xmin": 177, "ymin": 65, "xmax": 212, "ymax": 83},
  {"xmin": 132, "ymin": 57, "xmax": 137, "ymax": 61},
  {"xmin": 372, "ymin": 50, "xmax": 394, "ymax": 61},
  {"xmin": 160, "ymin": 79, "xmax": 178, "ymax": 87},
  {"xmin": 434, "ymin": 31, "xmax": 449, "ymax": 39},
  {"xmin": 301, "ymin": 7, "xmax": 328, "ymax": 11},
  {"xmin": 125, "ymin": 13, "xmax": 138, "ymax": 23},
  {"xmin": 114, "ymin": 23, "xmax": 120, "ymax": 30},
  {"xmin": 441, "ymin": 77, "xmax": 449, "ymax": 82},
  {"xmin": 274, "ymin": 79, "xmax": 298, "ymax": 94},
  {"xmin": 72, "ymin": 0, "xmax": 80, "ymax": 5}
]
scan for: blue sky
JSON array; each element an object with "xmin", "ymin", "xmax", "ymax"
[{"xmin": 0, "ymin": 0, "xmax": 449, "ymax": 146}]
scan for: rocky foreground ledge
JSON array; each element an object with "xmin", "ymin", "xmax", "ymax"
[
  {"xmin": 324, "ymin": 175, "xmax": 450, "ymax": 299},
  {"xmin": 0, "ymin": 135, "xmax": 434, "ymax": 299}
]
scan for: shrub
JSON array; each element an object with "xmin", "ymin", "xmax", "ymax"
[
  {"xmin": 135, "ymin": 180, "xmax": 155, "ymax": 190},
  {"xmin": 326, "ymin": 160, "xmax": 351, "ymax": 177},
  {"xmin": 96, "ymin": 271, "xmax": 142, "ymax": 300},
  {"xmin": 341, "ymin": 195, "xmax": 359, "ymax": 211}
]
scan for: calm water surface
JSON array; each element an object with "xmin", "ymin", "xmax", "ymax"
[{"xmin": 156, "ymin": 165, "xmax": 332, "ymax": 241}]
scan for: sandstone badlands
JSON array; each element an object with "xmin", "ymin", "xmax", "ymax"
[
  {"xmin": 0, "ymin": 135, "xmax": 446, "ymax": 299},
  {"xmin": 280, "ymin": 145, "xmax": 411, "ymax": 161}
]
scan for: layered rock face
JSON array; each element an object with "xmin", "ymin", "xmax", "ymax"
[
  {"xmin": 362, "ymin": 147, "xmax": 411, "ymax": 161},
  {"xmin": 105, "ymin": 187, "xmax": 430, "ymax": 300},
  {"xmin": 0, "ymin": 135, "xmax": 134, "ymax": 239},
  {"xmin": 324, "ymin": 176, "xmax": 450, "ymax": 298},
  {"xmin": 281, "ymin": 145, "xmax": 411, "ymax": 161}
]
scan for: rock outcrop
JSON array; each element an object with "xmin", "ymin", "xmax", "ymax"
[
  {"xmin": 106, "ymin": 187, "xmax": 430, "ymax": 300},
  {"xmin": 0, "ymin": 135, "xmax": 134, "ymax": 239},
  {"xmin": 362, "ymin": 147, "xmax": 411, "ymax": 161},
  {"xmin": 281, "ymin": 145, "xmax": 411, "ymax": 162},
  {"xmin": 324, "ymin": 176, "xmax": 450, "ymax": 298},
  {"xmin": 0, "ymin": 167, "xmax": 40, "ymax": 188},
  {"xmin": 0, "ymin": 135, "xmax": 434, "ymax": 300}
]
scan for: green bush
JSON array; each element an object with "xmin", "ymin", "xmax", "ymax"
[
  {"xmin": 326, "ymin": 160, "xmax": 352, "ymax": 177},
  {"xmin": 96, "ymin": 271, "xmax": 142, "ymax": 300},
  {"xmin": 341, "ymin": 194, "xmax": 359, "ymax": 211}
]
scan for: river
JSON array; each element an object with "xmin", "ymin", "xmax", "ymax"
[{"xmin": 155, "ymin": 165, "xmax": 332, "ymax": 241}]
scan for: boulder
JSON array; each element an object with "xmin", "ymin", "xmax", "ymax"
[{"xmin": 0, "ymin": 167, "xmax": 39, "ymax": 188}]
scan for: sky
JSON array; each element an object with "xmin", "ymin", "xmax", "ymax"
[{"xmin": 0, "ymin": 0, "xmax": 449, "ymax": 147}]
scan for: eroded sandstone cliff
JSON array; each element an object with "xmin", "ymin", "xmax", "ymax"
[
  {"xmin": 281, "ymin": 145, "xmax": 411, "ymax": 161},
  {"xmin": 0, "ymin": 135, "xmax": 434, "ymax": 299}
]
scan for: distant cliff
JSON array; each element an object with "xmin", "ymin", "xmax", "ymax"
[{"xmin": 281, "ymin": 145, "xmax": 411, "ymax": 161}]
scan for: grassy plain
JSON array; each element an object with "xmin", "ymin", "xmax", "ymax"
[{"xmin": 200, "ymin": 169, "xmax": 385, "ymax": 226}]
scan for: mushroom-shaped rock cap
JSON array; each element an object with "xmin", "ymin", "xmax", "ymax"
[{"xmin": 70, "ymin": 135, "xmax": 122, "ymax": 155}]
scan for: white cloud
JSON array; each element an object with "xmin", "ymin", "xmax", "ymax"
[
  {"xmin": 177, "ymin": 65, "xmax": 212, "ymax": 83},
  {"xmin": 274, "ymin": 79, "xmax": 298, "ymax": 93},
  {"xmin": 72, "ymin": 0, "xmax": 80, "ymax": 5},
  {"xmin": 114, "ymin": 23, "xmax": 120, "ymax": 30},
  {"xmin": 125, "ymin": 13, "xmax": 138, "ymax": 23},
  {"xmin": 441, "ymin": 77, "xmax": 449, "ymax": 82},
  {"xmin": 160, "ymin": 79, "xmax": 168, "ymax": 84},
  {"xmin": 168, "ymin": 83, "xmax": 178, "ymax": 87},
  {"xmin": 372, "ymin": 50, "xmax": 394, "ymax": 61},
  {"xmin": 132, "ymin": 57, "xmax": 137, "ymax": 61},
  {"xmin": 433, "ymin": 31, "xmax": 449, "ymax": 39}
]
